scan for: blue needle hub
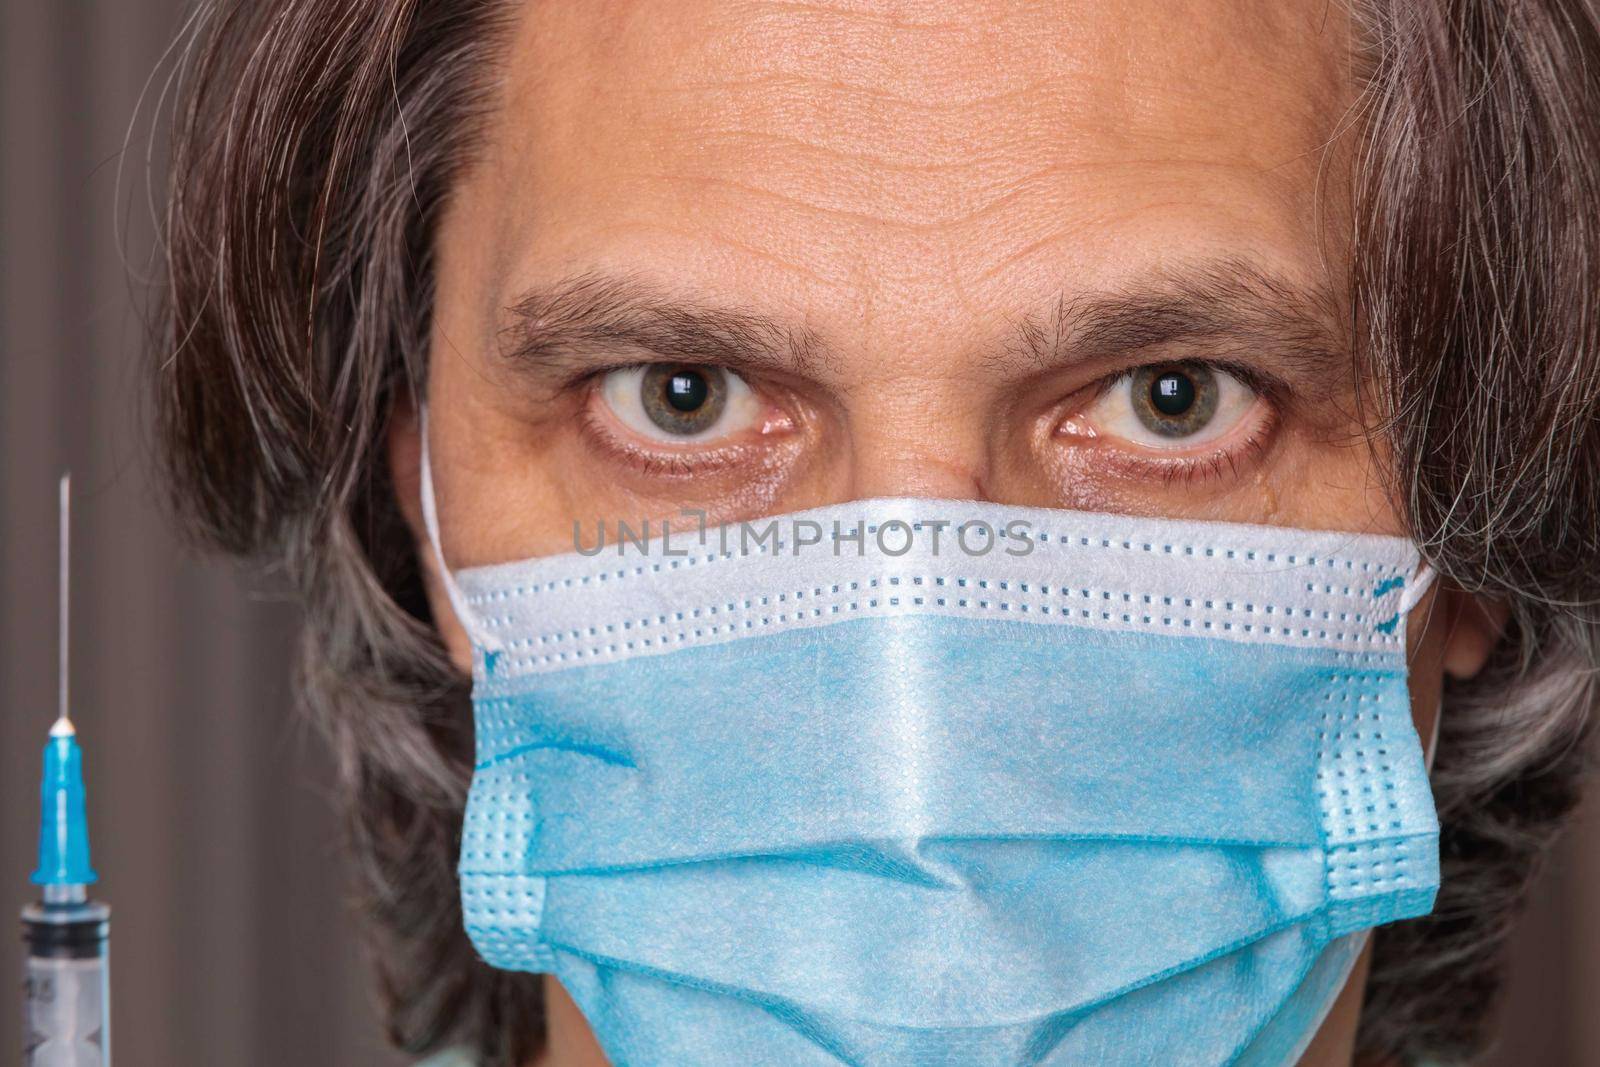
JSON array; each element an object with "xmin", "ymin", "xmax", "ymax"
[{"xmin": 31, "ymin": 721, "xmax": 97, "ymax": 888}]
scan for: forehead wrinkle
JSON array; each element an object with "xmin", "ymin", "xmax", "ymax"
[
  {"xmin": 636, "ymin": 147, "xmax": 1316, "ymax": 238},
  {"xmin": 616, "ymin": 217, "xmax": 854, "ymax": 291},
  {"xmin": 703, "ymin": 0, "xmax": 1074, "ymax": 103},
  {"xmin": 646, "ymin": 69, "xmax": 1335, "ymax": 185},
  {"xmin": 967, "ymin": 182, "xmax": 1323, "ymax": 287},
  {"xmin": 658, "ymin": 71, "xmax": 1083, "ymax": 116},
  {"xmin": 547, "ymin": 1, "xmax": 1356, "ymax": 199},
  {"xmin": 690, "ymin": 0, "xmax": 1352, "ymax": 140},
  {"xmin": 705, "ymin": 0, "xmax": 1349, "ymax": 109},
  {"xmin": 585, "ymin": 33, "xmax": 1356, "ymax": 244},
  {"xmin": 493, "ymin": 0, "xmax": 1362, "ymax": 280}
]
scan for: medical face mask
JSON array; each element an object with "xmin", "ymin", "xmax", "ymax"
[{"xmin": 419, "ymin": 449, "xmax": 1440, "ymax": 1066}]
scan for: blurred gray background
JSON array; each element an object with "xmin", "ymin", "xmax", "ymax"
[{"xmin": 1, "ymin": 1, "xmax": 1595, "ymax": 1065}]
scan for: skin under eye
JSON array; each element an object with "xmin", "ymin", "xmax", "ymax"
[
  {"xmin": 599, "ymin": 363, "xmax": 764, "ymax": 443},
  {"xmin": 1078, "ymin": 362, "xmax": 1261, "ymax": 449}
]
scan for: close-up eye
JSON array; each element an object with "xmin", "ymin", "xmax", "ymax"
[
  {"xmin": 1080, "ymin": 362, "xmax": 1261, "ymax": 449},
  {"xmin": 598, "ymin": 363, "xmax": 763, "ymax": 443}
]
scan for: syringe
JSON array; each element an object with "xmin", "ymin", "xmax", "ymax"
[{"xmin": 21, "ymin": 474, "xmax": 111, "ymax": 1067}]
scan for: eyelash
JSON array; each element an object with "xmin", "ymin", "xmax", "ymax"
[
  {"xmin": 575, "ymin": 373, "xmax": 772, "ymax": 478},
  {"xmin": 1081, "ymin": 357, "xmax": 1284, "ymax": 410},
  {"xmin": 1117, "ymin": 419, "xmax": 1276, "ymax": 486},
  {"xmin": 1074, "ymin": 357, "xmax": 1283, "ymax": 481}
]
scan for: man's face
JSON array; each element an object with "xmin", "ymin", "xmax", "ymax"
[{"xmin": 400, "ymin": 2, "xmax": 1447, "ymax": 1060}]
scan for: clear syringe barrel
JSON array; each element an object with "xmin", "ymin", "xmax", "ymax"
[
  {"xmin": 25, "ymin": 477, "xmax": 109, "ymax": 1066},
  {"xmin": 22, "ymin": 898, "xmax": 110, "ymax": 1067}
]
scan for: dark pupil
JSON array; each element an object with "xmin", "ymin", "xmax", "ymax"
[
  {"xmin": 666, "ymin": 371, "xmax": 709, "ymax": 412},
  {"xmin": 641, "ymin": 363, "xmax": 728, "ymax": 436},
  {"xmin": 1150, "ymin": 372, "xmax": 1195, "ymax": 416}
]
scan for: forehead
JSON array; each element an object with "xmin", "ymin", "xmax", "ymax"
[{"xmin": 452, "ymin": 0, "xmax": 1356, "ymax": 344}]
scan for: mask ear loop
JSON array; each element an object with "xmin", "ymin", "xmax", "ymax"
[
  {"xmin": 1395, "ymin": 558, "xmax": 1442, "ymax": 773},
  {"xmin": 418, "ymin": 404, "xmax": 503, "ymax": 652},
  {"xmin": 1424, "ymin": 702, "xmax": 1443, "ymax": 774},
  {"xmin": 1397, "ymin": 561, "xmax": 1438, "ymax": 616}
]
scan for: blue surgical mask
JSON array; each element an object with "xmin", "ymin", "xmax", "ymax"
[{"xmin": 419, "ymin": 436, "xmax": 1439, "ymax": 1066}]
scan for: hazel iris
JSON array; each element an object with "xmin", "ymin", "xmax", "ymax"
[
  {"xmin": 1129, "ymin": 364, "xmax": 1219, "ymax": 438},
  {"xmin": 642, "ymin": 364, "xmax": 728, "ymax": 436}
]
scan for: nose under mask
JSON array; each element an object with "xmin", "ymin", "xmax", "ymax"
[{"xmin": 419, "ymin": 425, "xmax": 1440, "ymax": 1067}]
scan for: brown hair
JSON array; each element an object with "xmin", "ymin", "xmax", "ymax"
[{"xmin": 152, "ymin": 1, "xmax": 1600, "ymax": 1063}]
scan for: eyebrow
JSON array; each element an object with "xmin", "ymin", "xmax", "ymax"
[
  {"xmin": 498, "ymin": 269, "xmax": 833, "ymax": 381},
  {"xmin": 496, "ymin": 261, "xmax": 1350, "ymax": 391}
]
